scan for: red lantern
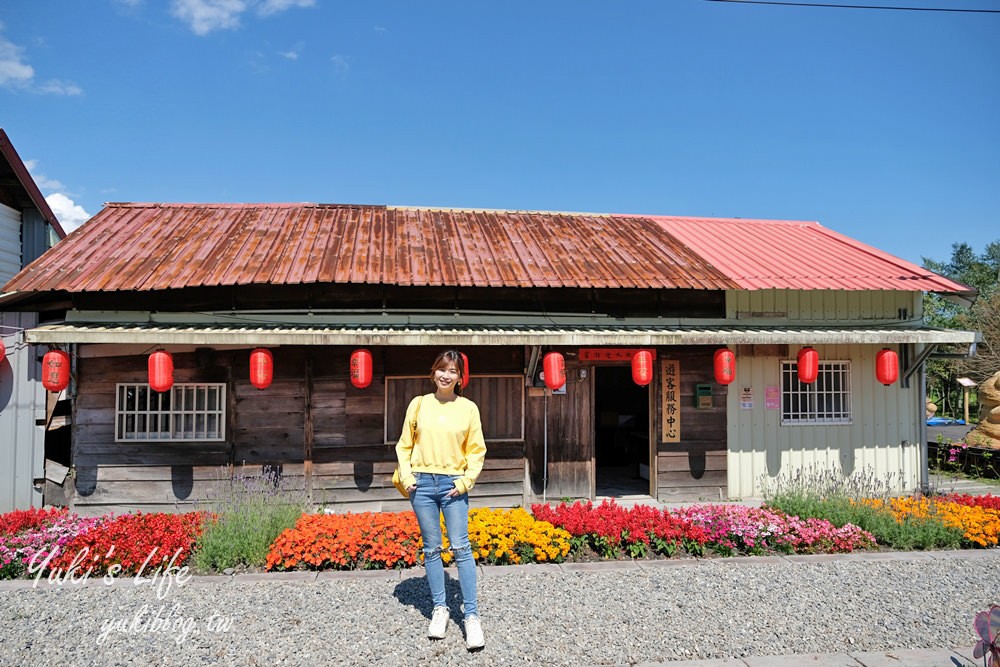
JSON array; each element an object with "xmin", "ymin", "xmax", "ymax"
[
  {"xmin": 250, "ymin": 348, "xmax": 273, "ymax": 390},
  {"xmin": 542, "ymin": 352, "xmax": 566, "ymax": 391},
  {"xmin": 0, "ymin": 338, "xmax": 5, "ymax": 365},
  {"xmin": 797, "ymin": 347, "xmax": 819, "ymax": 384},
  {"xmin": 632, "ymin": 350, "xmax": 654, "ymax": 386},
  {"xmin": 460, "ymin": 352, "xmax": 470, "ymax": 389},
  {"xmin": 350, "ymin": 348, "xmax": 372, "ymax": 389},
  {"xmin": 713, "ymin": 348, "xmax": 736, "ymax": 385},
  {"xmin": 41, "ymin": 349, "xmax": 71, "ymax": 392},
  {"xmin": 875, "ymin": 348, "xmax": 899, "ymax": 386},
  {"xmin": 148, "ymin": 350, "xmax": 174, "ymax": 393}
]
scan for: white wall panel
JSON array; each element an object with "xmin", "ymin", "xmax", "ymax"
[
  {"xmin": 0, "ymin": 203, "xmax": 20, "ymax": 284},
  {"xmin": 727, "ymin": 343, "xmax": 921, "ymax": 499}
]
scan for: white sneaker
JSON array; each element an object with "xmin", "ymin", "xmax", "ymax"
[
  {"xmin": 428, "ymin": 606, "xmax": 449, "ymax": 639},
  {"xmin": 464, "ymin": 615, "xmax": 485, "ymax": 650}
]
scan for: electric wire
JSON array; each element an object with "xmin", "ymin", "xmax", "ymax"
[{"xmin": 706, "ymin": 0, "xmax": 1000, "ymax": 13}]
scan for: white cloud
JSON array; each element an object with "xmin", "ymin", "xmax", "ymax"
[
  {"xmin": 0, "ymin": 27, "xmax": 82, "ymax": 95},
  {"xmin": 171, "ymin": 0, "xmax": 247, "ymax": 36},
  {"xmin": 171, "ymin": 0, "xmax": 314, "ymax": 35},
  {"xmin": 331, "ymin": 54, "xmax": 349, "ymax": 77},
  {"xmin": 23, "ymin": 160, "xmax": 66, "ymax": 192},
  {"xmin": 0, "ymin": 35, "xmax": 36, "ymax": 87},
  {"xmin": 45, "ymin": 193, "xmax": 92, "ymax": 234},
  {"xmin": 37, "ymin": 79, "xmax": 83, "ymax": 96},
  {"xmin": 256, "ymin": 0, "xmax": 314, "ymax": 17},
  {"xmin": 279, "ymin": 50, "xmax": 298, "ymax": 60}
]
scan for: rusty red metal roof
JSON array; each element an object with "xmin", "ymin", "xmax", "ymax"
[
  {"xmin": 647, "ymin": 216, "xmax": 974, "ymax": 295},
  {"xmin": 1, "ymin": 203, "xmax": 737, "ymax": 294},
  {"xmin": 2, "ymin": 203, "xmax": 973, "ymax": 298}
]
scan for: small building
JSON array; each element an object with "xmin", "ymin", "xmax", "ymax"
[
  {"xmin": 0, "ymin": 129, "xmax": 67, "ymax": 512},
  {"xmin": 0, "ymin": 203, "xmax": 979, "ymax": 515}
]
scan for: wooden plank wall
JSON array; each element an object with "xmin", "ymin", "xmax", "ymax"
[
  {"xmin": 73, "ymin": 351, "xmax": 231, "ymax": 515},
  {"xmin": 70, "ymin": 346, "xmax": 527, "ymax": 515},
  {"xmin": 655, "ymin": 347, "xmax": 729, "ymax": 502},
  {"xmin": 524, "ymin": 358, "xmax": 593, "ymax": 499}
]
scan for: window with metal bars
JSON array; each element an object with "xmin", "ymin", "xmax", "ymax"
[
  {"xmin": 780, "ymin": 361, "xmax": 851, "ymax": 425},
  {"xmin": 115, "ymin": 383, "xmax": 226, "ymax": 441}
]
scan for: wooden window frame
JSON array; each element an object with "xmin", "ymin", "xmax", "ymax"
[{"xmin": 114, "ymin": 382, "xmax": 227, "ymax": 442}]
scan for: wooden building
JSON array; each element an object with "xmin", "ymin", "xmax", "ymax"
[
  {"xmin": 0, "ymin": 203, "xmax": 979, "ymax": 515},
  {"xmin": 0, "ymin": 129, "xmax": 66, "ymax": 512}
]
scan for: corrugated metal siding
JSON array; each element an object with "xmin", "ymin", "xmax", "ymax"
[
  {"xmin": 0, "ymin": 203, "xmax": 20, "ymax": 284},
  {"xmin": 726, "ymin": 344, "xmax": 920, "ymax": 499},
  {"xmin": 650, "ymin": 216, "xmax": 972, "ymax": 294},
  {"xmin": 0, "ymin": 311, "xmax": 46, "ymax": 512},
  {"xmin": 21, "ymin": 208, "xmax": 52, "ymax": 266},
  {"xmin": 727, "ymin": 289, "xmax": 921, "ymax": 325},
  {"xmin": 2, "ymin": 204, "xmax": 737, "ymax": 294}
]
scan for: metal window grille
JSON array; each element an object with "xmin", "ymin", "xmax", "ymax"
[
  {"xmin": 780, "ymin": 361, "xmax": 851, "ymax": 425},
  {"xmin": 115, "ymin": 383, "xmax": 226, "ymax": 441}
]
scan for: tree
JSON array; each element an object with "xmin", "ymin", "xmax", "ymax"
[{"xmin": 922, "ymin": 241, "xmax": 1000, "ymax": 418}]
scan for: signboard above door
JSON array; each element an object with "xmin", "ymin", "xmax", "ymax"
[{"xmin": 578, "ymin": 348, "xmax": 657, "ymax": 362}]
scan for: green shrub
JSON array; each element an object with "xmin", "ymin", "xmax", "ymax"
[{"xmin": 193, "ymin": 466, "xmax": 309, "ymax": 572}]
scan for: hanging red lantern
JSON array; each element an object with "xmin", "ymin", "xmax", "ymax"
[
  {"xmin": 148, "ymin": 350, "xmax": 174, "ymax": 393},
  {"xmin": 0, "ymin": 338, "xmax": 5, "ymax": 365},
  {"xmin": 542, "ymin": 352, "xmax": 566, "ymax": 391},
  {"xmin": 350, "ymin": 348, "xmax": 372, "ymax": 389},
  {"xmin": 460, "ymin": 352, "xmax": 470, "ymax": 389},
  {"xmin": 797, "ymin": 347, "xmax": 819, "ymax": 384},
  {"xmin": 875, "ymin": 348, "xmax": 899, "ymax": 386},
  {"xmin": 41, "ymin": 349, "xmax": 71, "ymax": 392},
  {"xmin": 632, "ymin": 350, "xmax": 654, "ymax": 386},
  {"xmin": 249, "ymin": 348, "xmax": 273, "ymax": 390},
  {"xmin": 713, "ymin": 348, "xmax": 736, "ymax": 385}
]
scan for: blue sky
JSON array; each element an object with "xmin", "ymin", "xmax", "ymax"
[{"xmin": 1, "ymin": 0, "xmax": 997, "ymax": 265}]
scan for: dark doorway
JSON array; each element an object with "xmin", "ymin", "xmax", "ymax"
[{"xmin": 594, "ymin": 366, "xmax": 650, "ymax": 497}]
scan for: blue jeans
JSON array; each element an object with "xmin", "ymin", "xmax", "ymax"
[{"xmin": 409, "ymin": 472, "xmax": 478, "ymax": 618}]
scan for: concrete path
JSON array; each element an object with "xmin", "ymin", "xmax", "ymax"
[{"xmin": 622, "ymin": 647, "xmax": 980, "ymax": 666}]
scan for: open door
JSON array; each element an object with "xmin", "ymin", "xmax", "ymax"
[{"xmin": 594, "ymin": 365, "xmax": 652, "ymax": 498}]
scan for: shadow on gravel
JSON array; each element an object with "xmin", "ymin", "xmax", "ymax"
[{"xmin": 393, "ymin": 573, "xmax": 466, "ymax": 624}]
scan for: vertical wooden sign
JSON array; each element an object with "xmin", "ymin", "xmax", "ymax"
[{"xmin": 661, "ymin": 359, "xmax": 680, "ymax": 442}]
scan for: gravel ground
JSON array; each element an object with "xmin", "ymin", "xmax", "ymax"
[{"xmin": 0, "ymin": 551, "xmax": 997, "ymax": 667}]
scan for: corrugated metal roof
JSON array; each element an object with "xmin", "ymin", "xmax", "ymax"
[
  {"xmin": 1, "ymin": 203, "xmax": 736, "ymax": 294},
  {"xmin": 25, "ymin": 321, "xmax": 980, "ymax": 347},
  {"xmin": 647, "ymin": 216, "xmax": 973, "ymax": 295},
  {"xmin": 2, "ymin": 203, "xmax": 974, "ymax": 298}
]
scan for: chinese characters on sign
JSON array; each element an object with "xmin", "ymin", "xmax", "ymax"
[
  {"xmin": 765, "ymin": 385, "xmax": 780, "ymax": 410},
  {"xmin": 661, "ymin": 360, "xmax": 680, "ymax": 442},
  {"xmin": 578, "ymin": 348, "xmax": 657, "ymax": 362}
]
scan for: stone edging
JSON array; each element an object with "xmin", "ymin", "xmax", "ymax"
[{"xmin": 0, "ymin": 547, "xmax": 996, "ymax": 593}]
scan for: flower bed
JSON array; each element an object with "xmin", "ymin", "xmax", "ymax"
[
  {"xmin": 672, "ymin": 504, "xmax": 877, "ymax": 555},
  {"xmin": 531, "ymin": 500, "xmax": 708, "ymax": 558},
  {"xmin": 4, "ymin": 494, "xmax": 999, "ymax": 579},
  {"xmin": 929, "ymin": 440, "xmax": 1000, "ymax": 479},
  {"xmin": 862, "ymin": 496, "xmax": 1000, "ymax": 548}
]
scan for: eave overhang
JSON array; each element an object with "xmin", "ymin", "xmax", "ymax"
[{"xmin": 24, "ymin": 322, "xmax": 981, "ymax": 347}]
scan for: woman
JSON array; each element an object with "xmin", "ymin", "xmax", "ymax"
[{"xmin": 396, "ymin": 350, "xmax": 487, "ymax": 651}]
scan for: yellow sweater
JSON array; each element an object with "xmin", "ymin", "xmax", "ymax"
[{"xmin": 395, "ymin": 394, "xmax": 487, "ymax": 494}]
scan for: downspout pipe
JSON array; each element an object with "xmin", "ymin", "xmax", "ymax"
[{"xmin": 919, "ymin": 360, "xmax": 929, "ymax": 495}]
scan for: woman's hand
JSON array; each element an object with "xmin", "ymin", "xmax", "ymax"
[
  {"xmin": 445, "ymin": 486, "xmax": 461, "ymax": 498},
  {"xmin": 406, "ymin": 485, "xmax": 417, "ymax": 494}
]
